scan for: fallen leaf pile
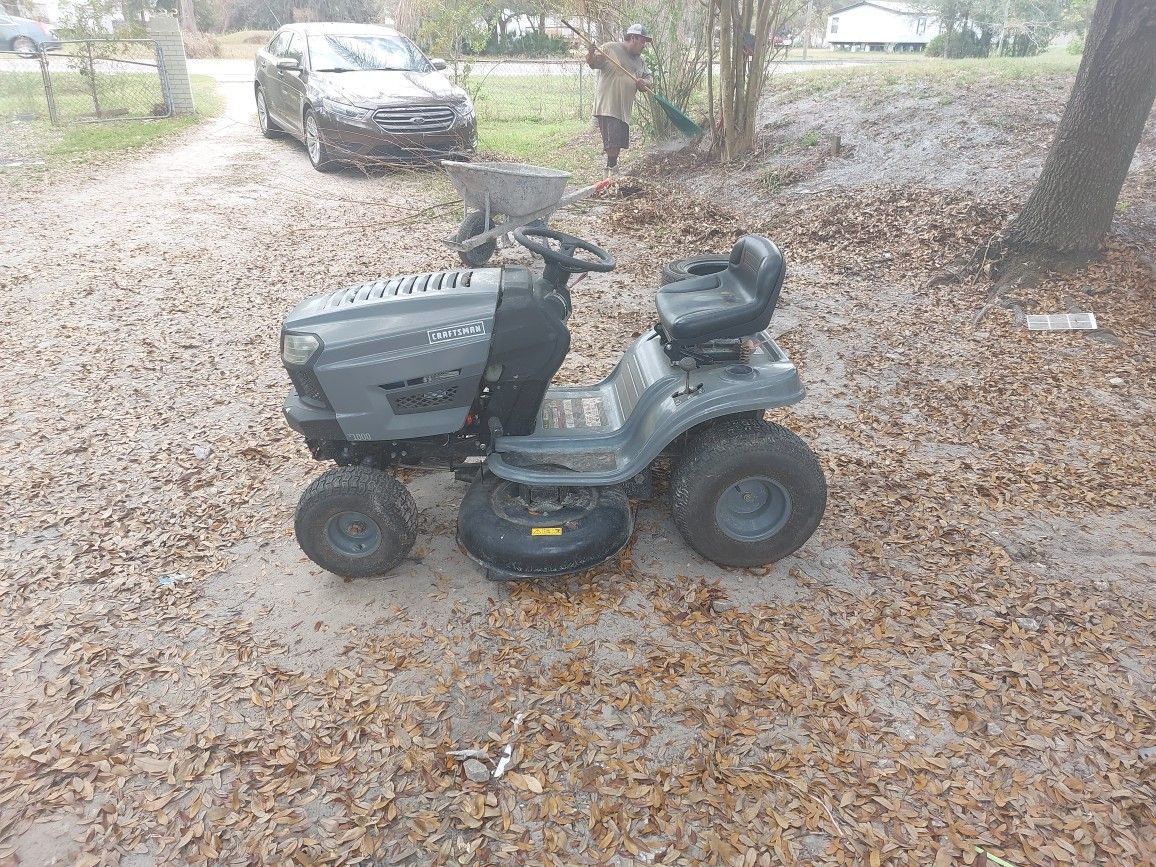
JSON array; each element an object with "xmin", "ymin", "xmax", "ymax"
[
  {"xmin": 0, "ymin": 83, "xmax": 1154, "ymax": 867},
  {"xmin": 765, "ymin": 187, "xmax": 1014, "ymax": 279},
  {"xmin": 604, "ymin": 179, "xmax": 746, "ymax": 254}
]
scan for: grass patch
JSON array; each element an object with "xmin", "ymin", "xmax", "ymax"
[
  {"xmin": 467, "ymin": 72, "xmax": 602, "ymax": 180},
  {"xmin": 478, "ymin": 119, "xmax": 594, "ymax": 175},
  {"xmin": 53, "ymin": 75, "xmax": 223, "ymax": 156},
  {"xmin": 1, "ymin": 75, "xmax": 222, "ymax": 166},
  {"xmin": 218, "ymin": 30, "xmax": 274, "ymax": 45},
  {"xmin": 216, "ymin": 30, "xmax": 272, "ymax": 59},
  {"xmin": 775, "ymin": 49, "xmax": 1081, "ymax": 100}
]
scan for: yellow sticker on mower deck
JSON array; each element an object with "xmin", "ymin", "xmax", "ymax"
[{"xmin": 532, "ymin": 527, "xmax": 563, "ymax": 536}]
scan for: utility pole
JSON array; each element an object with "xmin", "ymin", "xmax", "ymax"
[{"xmin": 801, "ymin": 0, "xmax": 814, "ymax": 60}]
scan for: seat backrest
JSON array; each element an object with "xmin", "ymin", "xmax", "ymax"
[{"xmin": 727, "ymin": 234, "xmax": 785, "ymax": 316}]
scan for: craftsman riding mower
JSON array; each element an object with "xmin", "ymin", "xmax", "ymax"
[{"xmin": 280, "ymin": 226, "xmax": 826, "ymax": 580}]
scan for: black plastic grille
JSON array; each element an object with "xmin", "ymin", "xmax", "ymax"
[
  {"xmin": 391, "ymin": 386, "xmax": 458, "ymax": 414},
  {"xmin": 289, "ymin": 369, "xmax": 329, "ymax": 408},
  {"xmin": 373, "ymin": 105, "xmax": 456, "ymax": 133}
]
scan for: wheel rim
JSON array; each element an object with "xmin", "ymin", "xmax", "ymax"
[
  {"xmin": 14, "ymin": 36, "xmax": 35, "ymax": 54},
  {"xmin": 256, "ymin": 89, "xmax": 268, "ymax": 131},
  {"xmin": 325, "ymin": 510, "xmax": 382, "ymax": 557},
  {"xmin": 715, "ymin": 476, "xmax": 792, "ymax": 542},
  {"xmin": 305, "ymin": 114, "xmax": 321, "ymax": 163}
]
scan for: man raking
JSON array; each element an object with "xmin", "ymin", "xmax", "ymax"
[{"xmin": 586, "ymin": 23, "xmax": 653, "ymax": 177}]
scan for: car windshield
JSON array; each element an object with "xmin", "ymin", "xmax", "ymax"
[{"xmin": 308, "ymin": 34, "xmax": 431, "ymax": 73}]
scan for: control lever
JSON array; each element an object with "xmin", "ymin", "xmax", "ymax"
[{"xmin": 673, "ymin": 356, "xmax": 703, "ymax": 399}]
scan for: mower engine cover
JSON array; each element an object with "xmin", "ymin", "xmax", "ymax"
[{"xmin": 282, "ymin": 267, "xmax": 510, "ymax": 443}]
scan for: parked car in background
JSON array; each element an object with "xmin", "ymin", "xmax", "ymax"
[
  {"xmin": 0, "ymin": 12, "xmax": 61, "ymax": 56},
  {"xmin": 254, "ymin": 22, "xmax": 477, "ymax": 172}
]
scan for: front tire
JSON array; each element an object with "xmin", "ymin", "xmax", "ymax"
[
  {"xmin": 256, "ymin": 85, "xmax": 280, "ymax": 138},
  {"xmin": 295, "ymin": 466, "xmax": 418, "ymax": 578},
  {"xmin": 671, "ymin": 416, "xmax": 826, "ymax": 567},
  {"xmin": 303, "ymin": 107, "xmax": 334, "ymax": 172},
  {"xmin": 11, "ymin": 36, "xmax": 37, "ymax": 57}
]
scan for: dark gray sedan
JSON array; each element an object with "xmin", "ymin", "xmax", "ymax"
[
  {"xmin": 254, "ymin": 22, "xmax": 477, "ymax": 171},
  {"xmin": 0, "ymin": 11, "xmax": 61, "ymax": 55}
]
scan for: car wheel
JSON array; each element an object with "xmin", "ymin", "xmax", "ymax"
[
  {"xmin": 454, "ymin": 210, "xmax": 503, "ymax": 268},
  {"xmin": 670, "ymin": 416, "xmax": 826, "ymax": 567},
  {"xmin": 659, "ymin": 254, "xmax": 731, "ymax": 286},
  {"xmin": 255, "ymin": 85, "xmax": 280, "ymax": 138},
  {"xmin": 12, "ymin": 36, "xmax": 37, "ymax": 57},
  {"xmin": 295, "ymin": 466, "xmax": 418, "ymax": 578},
  {"xmin": 303, "ymin": 107, "xmax": 334, "ymax": 172}
]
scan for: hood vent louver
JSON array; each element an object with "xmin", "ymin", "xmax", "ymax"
[{"xmin": 325, "ymin": 269, "xmax": 473, "ymax": 309}]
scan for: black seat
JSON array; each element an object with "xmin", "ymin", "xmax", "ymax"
[{"xmin": 655, "ymin": 235, "xmax": 785, "ymax": 348}]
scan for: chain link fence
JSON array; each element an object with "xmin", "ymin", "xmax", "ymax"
[
  {"xmin": 456, "ymin": 58, "xmax": 698, "ymax": 143},
  {"xmin": 453, "ymin": 58, "xmax": 594, "ymax": 125},
  {"xmin": 0, "ymin": 39, "xmax": 171, "ymax": 128},
  {"xmin": 0, "ymin": 48, "xmax": 52, "ymax": 123}
]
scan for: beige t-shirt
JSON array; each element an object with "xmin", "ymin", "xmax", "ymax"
[{"xmin": 591, "ymin": 42, "xmax": 651, "ymax": 124}]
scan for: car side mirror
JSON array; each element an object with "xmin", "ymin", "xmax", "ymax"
[
  {"xmin": 277, "ymin": 58, "xmax": 301, "ymax": 71},
  {"xmin": 431, "ymin": 58, "xmax": 447, "ymax": 70}
]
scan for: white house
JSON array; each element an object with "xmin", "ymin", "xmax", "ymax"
[{"xmin": 826, "ymin": 1, "xmax": 941, "ymax": 52}]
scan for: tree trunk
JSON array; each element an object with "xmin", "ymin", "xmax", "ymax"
[
  {"xmin": 178, "ymin": 0, "xmax": 201, "ymax": 35},
  {"xmin": 1006, "ymin": 0, "xmax": 1156, "ymax": 255},
  {"xmin": 719, "ymin": 0, "xmax": 734, "ymax": 160},
  {"xmin": 718, "ymin": 0, "xmax": 786, "ymax": 159},
  {"xmin": 707, "ymin": 0, "xmax": 717, "ymax": 150}
]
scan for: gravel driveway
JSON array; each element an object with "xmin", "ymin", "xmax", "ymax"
[{"xmin": 1, "ymin": 83, "xmax": 1153, "ymax": 866}]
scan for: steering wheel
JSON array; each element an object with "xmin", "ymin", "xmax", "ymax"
[{"xmin": 512, "ymin": 226, "xmax": 616, "ymax": 274}]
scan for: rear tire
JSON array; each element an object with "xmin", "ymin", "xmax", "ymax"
[
  {"xmin": 671, "ymin": 416, "xmax": 826, "ymax": 567},
  {"xmin": 295, "ymin": 466, "xmax": 417, "ymax": 578},
  {"xmin": 660, "ymin": 254, "xmax": 730, "ymax": 286},
  {"xmin": 455, "ymin": 210, "xmax": 503, "ymax": 267},
  {"xmin": 256, "ymin": 85, "xmax": 280, "ymax": 138}
]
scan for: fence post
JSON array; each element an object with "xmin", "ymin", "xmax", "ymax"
[
  {"xmin": 153, "ymin": 39, "xmax": 173, "ymax": 117},
  {"xmin": 147, "ymin": 13, "xmax": 195, "ymax": 115},
  {"xmin": 38, "ymin": 48, "xmax": 59, "ymax": 125},
  {"xmin": 86, "ymin": 41, "xmax": 102, "ymax": 118}
]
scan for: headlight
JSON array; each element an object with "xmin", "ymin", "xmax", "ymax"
[
  {"xmin": 321, "ymin": 98, "xmax": 369, "ymax": 120},
  {"xmin": 454, "ymin": 99, "xmax": 476, "ymax": 122},
  {"xmin": 282, "ymin": 333, "xmax": 320, "ymax": 365}
]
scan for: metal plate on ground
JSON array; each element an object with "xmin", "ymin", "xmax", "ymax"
[
  {"xmin": 1025, "ymin": 312, "xmax": 1098, "ymax": 331},
  {"xmin": 541, "ymin": 396, "xmax": 608, "ymax": 431}
]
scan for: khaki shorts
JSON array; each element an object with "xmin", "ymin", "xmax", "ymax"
[{"xmin": 596, "ymin": 115, "xmax": 631, "ymax": 150}]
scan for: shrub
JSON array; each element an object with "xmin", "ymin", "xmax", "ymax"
[
  {"xmin": 924, "ymin": 30, "xmax": 990, "ymax": 58},
  {"xmin": 182, "ymin": 32, "xmax": 221, "ymax": 59}
]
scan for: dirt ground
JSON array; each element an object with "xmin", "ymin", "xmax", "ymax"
[{"xmin": 1, "ymin": 74, "xmax": 1154, "ymax": 867}]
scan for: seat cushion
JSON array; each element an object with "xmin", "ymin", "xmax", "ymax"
[{"xmin": 655, "ymin": 235, "xmax": 785, "ymax": 344}]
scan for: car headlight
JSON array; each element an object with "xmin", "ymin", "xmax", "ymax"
[
  {"xmin": 454, "ymin": 99, "xmax": 476, "ymax": 122},
  {"xmin": 282, "ymin": 333, "xmax": 320, "ymax": 366},
  {"xmin": 321, "ymin": 98, "xmax": 369, "ymax": 120}
]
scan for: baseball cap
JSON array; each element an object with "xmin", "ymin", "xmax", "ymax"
[{"xmin": 625, "ymin": 23, "xmax": 652, "ymax": 41}]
